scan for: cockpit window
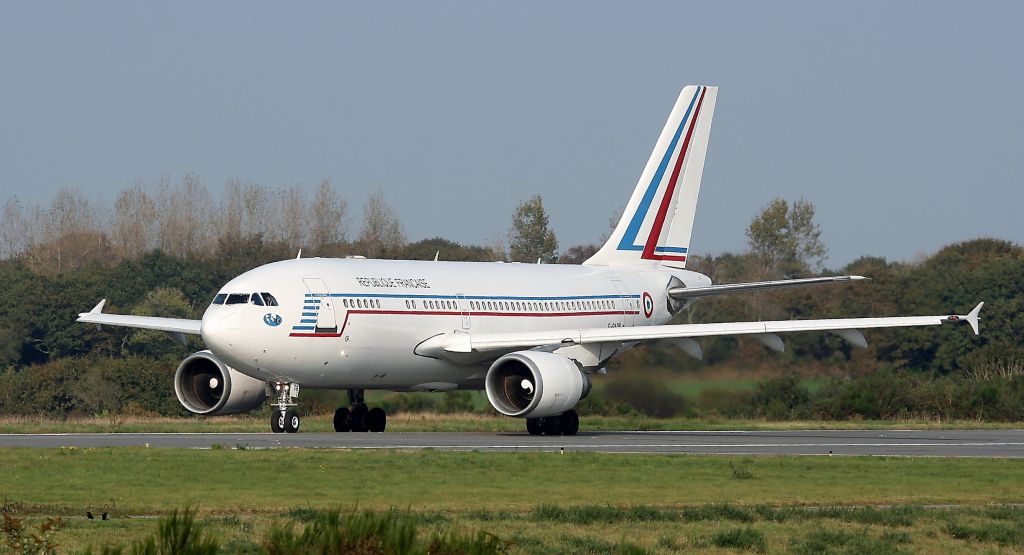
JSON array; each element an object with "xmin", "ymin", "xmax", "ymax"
[
  {"xmin": 261, "ymin": 293, "xmax": 279, "ymax": 306},
  {"xmin": 250, "ymin": 293, "xmax": 265, "ymax": 306},
  {"xmin": 213, "ymin": 293, "xmax": 227, "ymax": 305},
  {"xmin": 225, "ymin": 293, "xmax": 250, "ymax": 305}
]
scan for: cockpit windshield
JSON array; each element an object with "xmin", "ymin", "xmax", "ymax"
[
  {"xmin": 225, "ymin": 294, "xmax": 250, "ymax": 305},
  {"xmin": 212, "ymin": 292, "xmax": 280, "ymax": 306}
]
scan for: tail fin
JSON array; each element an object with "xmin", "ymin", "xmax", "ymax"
[{"xmin": 585, "ymin": 85, "xmax": 717, "ymax": 268}]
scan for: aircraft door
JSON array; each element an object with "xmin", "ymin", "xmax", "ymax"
[
  {"xmin": 610, "ymin": 279, "xmax": 634, "ymax": 327},
  {"xmin": 302, "ymin": 278, "xmax": 338, "ymax": 332},
  {"xmin": 456, "ymin": 294, "xmax": 471, "ymax": 329}
]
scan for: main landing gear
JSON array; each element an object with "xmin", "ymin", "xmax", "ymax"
[
  {"xmin": 526, "ymin": 409, "xmax": 579, "ymax": 436},
  {"xmin": 333, "ymin": 389, "xmax": 387, "ymax": 433},
  {"xmin": 269, "ymin": 382, "xmax": 301, "ymax": 433}
]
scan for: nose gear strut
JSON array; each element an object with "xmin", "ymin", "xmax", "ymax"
[{"xmin": 268, "ymin": 381, "xmax": 300, "ymax": 433}]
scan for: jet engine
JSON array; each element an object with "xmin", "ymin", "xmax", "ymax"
[
  {"xmin": 174, "ymin": 350, "xmax": 267, "ymax": 415},
  {"xmin": 485, "ymin": 351, "xmax": 591, "ymax": 418}
]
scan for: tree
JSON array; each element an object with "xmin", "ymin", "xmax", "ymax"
[
  {"xmin": 357, "ymin": 190, "xmax": 405, "ymax": 258},
  {"xmin": 112, "ymin": 182, "xmax": 157, "ymax": 258},
  {"xmin": 309, "ymin": 179, "xmax": 348, "ymax": 251},
  {"xmin": 745, "ymin": 197, "xmax": 826, "ymax": 278},
  {"xmin": 558, "ymin": 244, "xmax": 598, "ymax": 264},
  {"xmin": 156, "ymin": 174, "xmax": 214, "ymax": 258},
  {"xmin": 507, "ymin": 195, "xmax": 558, "ymax": 263}
]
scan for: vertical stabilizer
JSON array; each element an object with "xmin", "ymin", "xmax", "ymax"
[{"xmin": 585, "ymin": 85, "xmax": 717, "ymax": 268}]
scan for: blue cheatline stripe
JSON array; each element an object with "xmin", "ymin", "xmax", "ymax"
[
  {"xmin": 617, "ymin": 87, "xmax": 703, "ymax": 252},
  {"xmin": 654, "ymin": 246, "xmax": 688, "ymax": 253},
  {"xmin": 292, "ymin": 326, "xmax": 315, "ymax": 331},
  {"xmin": 299, "ymin": 319, "xmax": 317, "ymax": 324},
  {"xmin": 302, "ymin": 312, "xmax": 317, "ymax": 316},
  {"xmin": 322, "ymin": 292, "xmax": 640, "ymax": 300}
]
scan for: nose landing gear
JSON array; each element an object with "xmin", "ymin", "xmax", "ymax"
[
  {"xmin": 333, "ymin": 389, "xmax": 387, "ymax": 432},
  {"xmin": 269, "ymin": 382, "xmax": 301, "ymax": 433}
]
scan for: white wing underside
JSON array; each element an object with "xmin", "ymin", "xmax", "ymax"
[{"xmin": 439, "ymin": 303, "xmax": 984, "ymax": 354}]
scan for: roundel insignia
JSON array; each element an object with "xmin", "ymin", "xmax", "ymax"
[
  {"xmin": 642, "ymin": 292, "xmax": 654, "ymax": 319},
  {"xmin": 263, "ymin": 313, "xmax": 282, "ymax": 327}
]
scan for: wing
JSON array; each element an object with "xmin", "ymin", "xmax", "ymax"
[
  {"xmin": 435, "ymin": 302, "xmax": 983, "ymax": 354},
  {"xmin": 77, "ymin": 300, "xmax": 202, "ymax": 343},
  {"xmin": 669, "ymin": 275, "xmax": 867, "ymax": 300}
]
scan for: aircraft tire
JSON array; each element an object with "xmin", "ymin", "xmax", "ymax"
[
  {"xmin": 367, "ymin": 407, "xmax": 387, "ymax": 432},
  {"xmin": 541, "ymin": 417, "xmax": 562, "ymax": 436},
  {"xmin": 284, "ymin": 408, "xmax": 301, "ymax": 433},
  {"xmin": 333, "ymin": 407, "xmax": 351, "ymax": 432},
  {"xmin": 560, "ymin": 410, "xmax": 579, "ymax": 436},
  {"xmin": 350, "ymin": 405, "xmax": 369, "ymax": 433},
  {"xmin": 271, "ymin": 410, "xmax": 285, "ymax": 433},
  {"xmin": 526, "ymin": 418, "xmax": 543, "ymax": 435}
]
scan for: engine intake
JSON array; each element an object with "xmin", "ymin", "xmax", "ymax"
[
  {"xmin": 485, "ymin": 351, "xmax": 590, "ymax": 418},
  {"xmin": 174, "ymin": 350, "xmax": 267, "ymax": 415}
]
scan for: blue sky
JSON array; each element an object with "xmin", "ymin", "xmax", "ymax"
[{"xmin": 1, "ymin": 2, "xmax": 1021, "ymax": 266}]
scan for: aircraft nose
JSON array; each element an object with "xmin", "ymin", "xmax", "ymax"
[{"xmin": 201, "ymin": 308, "xmax": 241, "ymax": 355}]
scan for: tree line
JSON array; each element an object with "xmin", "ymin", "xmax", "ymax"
[{"xmin": 0, "ymin": 179, "xmax": 1021, "ymax": 420}]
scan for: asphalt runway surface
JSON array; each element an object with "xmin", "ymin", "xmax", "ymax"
[{"xmin": 1, "ymin": 429, "xmax": 1022, "ymax": 456}]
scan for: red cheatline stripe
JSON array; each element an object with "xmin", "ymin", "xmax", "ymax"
[{"xmin": 641, "ymin": 86, "xmax": 706, "ymax": 260}]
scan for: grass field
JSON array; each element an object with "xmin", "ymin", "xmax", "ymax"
[{"xmin": 1, "ymin": 448, "xmax": 1023, "ymax": 553}]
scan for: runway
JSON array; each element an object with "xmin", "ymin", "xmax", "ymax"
[{"xmin": 1, "ymin": 429, "xmax": 1022, "ymax": 456}]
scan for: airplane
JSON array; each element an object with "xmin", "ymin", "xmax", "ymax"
[{"xmin": 77, "ymin": 85, "xmax": 983, "ymax": 435}]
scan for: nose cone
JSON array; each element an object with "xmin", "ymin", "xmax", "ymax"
[{"xmin": 201, "ymin": 307, "xmax": 241, "ymax": 357}]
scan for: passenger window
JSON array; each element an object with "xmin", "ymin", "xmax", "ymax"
[
  {"xmin": 376, "ymin": 299, "xmax": 381, "ymax": 308},
  {"xmin": 225, "ymin": 293, "xmax": 249, "ymax": 305},
  {"xmin": 251, "ymin": 293, "xmax": 265, "ymax": 306},
  {"xmin": 213, "ymin": 293, "xmax": 227, "ymax": 305}
]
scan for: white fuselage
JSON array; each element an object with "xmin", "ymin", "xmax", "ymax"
[{"xmin": 201, "ymin": 258, "xmax": 710, "ymax": 390}]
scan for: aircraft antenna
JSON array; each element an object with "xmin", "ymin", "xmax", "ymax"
[{"xmin": 296, "ymin": 249, "xmax": 302, "ymax": 260}]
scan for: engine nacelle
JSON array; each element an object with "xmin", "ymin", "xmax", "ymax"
[
  {"xmin": 174, "ymin": 350, "xmax": 267, "ymax": 415},
  {"xmin": 485, "ymin": 351, "xmax": 591, "ymax": 418}
]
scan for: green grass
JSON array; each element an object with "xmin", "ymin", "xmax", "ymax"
[
  {"xmin": 2, "ymin": 449, "xmax": 1023, "ymax": 515},
  {"xmin": 2, "ymin": 448, "xmax": 1023, "ymax": 552},
  {"xmin": 10, "ymin": 502, "xmax": 1024, "ymax": 553}
]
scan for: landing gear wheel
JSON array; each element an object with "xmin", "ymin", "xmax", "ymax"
[
  {"xmin": 333, "ymin": 407, "xmax": 351, "ymax": 432},
  {"xmin": 367, "ymin": 407, "xmax": 387, "ymax": 433},
  {"xmin": 271, "ymin": 410, "xmax": 286, "ymax": 433},
  {"xmin": 350, "ymin": 405, "xmax": 369, "ymax": 433},
  {"xmin": 560, "ymin": 410, "xmax": 579, "ymax": 436},
  {"xmin": 526, "ymin": 418, "xmax": 543, "ymax": 435},
  {"xmin": 284, "ymin": 408, "xmax": 301, "ymax": 433},
  {"xmin": 541, "ymin": 417, "xmax": 562, "ymax": 436}
]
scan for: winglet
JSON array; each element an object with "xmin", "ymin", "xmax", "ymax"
[
  {"xmin": 89, "ymin": 299, "xmax": 106, "ymax": 314},
  {"xmin": 965, "ymin": 302, "xmax": 984, "ymax": 335}
]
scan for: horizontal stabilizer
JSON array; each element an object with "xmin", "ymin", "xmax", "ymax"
[{"xmin": 668, "ymin": 275, "xmax": 867, "ymax": 300}]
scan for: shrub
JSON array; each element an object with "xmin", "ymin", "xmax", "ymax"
[
  {"xmin": 710, "ymin": 527, "xmax": 766, "ymax": 553},
  {"xmin": 604, "ymin": 376, "xmax": 685, "ymax": 418}
]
